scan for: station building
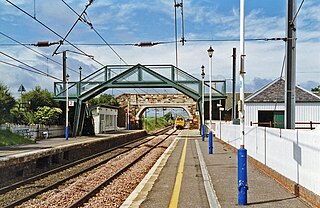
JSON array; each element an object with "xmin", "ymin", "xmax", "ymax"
[{"xmin": 91, "ymin": 105, "xmax": 119, "ymax": 134}]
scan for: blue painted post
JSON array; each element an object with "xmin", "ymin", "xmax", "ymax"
[
  {"xmin": 65, "ymin": 126, "xmax": 69, "ymax": 140},
  {"xmin": 202, "ymin": 124, "xmax": 205, "ymax": 141},
  {"xmin": 127, "ymin": 123, "xmax": 130, "ymax": 130},
  {"xmin": 238, "ymin": 147, "xmax": 248, "ymax": 205},
  {"xmin": 208, "ymin": 131, "xmax": 213, "ymax": 154}
]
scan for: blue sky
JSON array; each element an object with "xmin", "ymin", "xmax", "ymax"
[{"xmin": 0, "ymin": 0, "xmax": 319, "ymax": 98}]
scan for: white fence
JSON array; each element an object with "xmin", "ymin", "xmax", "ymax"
[
  {"xmin": 215, "ymin": 121, "xmax": 320, "ymax": 197},
  {"xmin": 0, "ymin": 124, "xmax": 65, "ymax": 139}
]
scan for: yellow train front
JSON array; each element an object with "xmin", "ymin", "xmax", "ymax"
[{"xmin": 175, "ymin": 116, "xmax": 185, "ymax": 130}]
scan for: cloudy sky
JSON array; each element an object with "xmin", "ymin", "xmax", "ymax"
[{"xmin": 0, "ymin": 0, "xmax": 319, "ymax": 98}]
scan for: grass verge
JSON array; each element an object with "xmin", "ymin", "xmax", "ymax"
[{"xmin": 0, "ymin": 129, "xmax": 34, "ymax": 146}]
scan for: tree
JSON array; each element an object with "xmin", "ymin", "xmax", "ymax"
[
  {"xmin": 10, "ymin": 108, "xmax": 29, "ymax": 125},
  {"xmin": 34, "ymin": 106, "xmax": 62, "ymax": 125},
  {"xmin": 164, "ymin": 112, "xmax": 173, "ymax": 122},
  {"xmin": 89, "ymin": 94, "xmax": 119, "ymax": 106},
  {"xmin": 0, "ymin": 83, "xmax": 15, "ymax": 124},
  {"xmin": 22, "ymin": 86, "xmax": 58, "ymax": 111},
  {"xmin": 311, "ymin": 86, "xmax": 320, "ymax": 93}
]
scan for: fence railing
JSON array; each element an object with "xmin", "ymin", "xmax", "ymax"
[
  {"xmin": 0, "ymin": 124, "xmax": 65, "ymax": 139},
  {"xmin": 250, "ymin": 121, "xmax": 319, "ymax": 130}
]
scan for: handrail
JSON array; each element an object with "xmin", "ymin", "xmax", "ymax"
[{"xmin": 250, "ymin": 121, "xmax": 319, "ymax": 130}]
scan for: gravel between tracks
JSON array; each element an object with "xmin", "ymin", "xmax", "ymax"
[
  {"xmin": 18, "ymin": 133, "xmax": 174, "ymax": 208},
  {"xmin": 0, "ymin": 144, "xmax": 134, "ymax": 207},
  {"xmin": 82, "ymin": 137, "xmax": 175, "ymax": 208}
]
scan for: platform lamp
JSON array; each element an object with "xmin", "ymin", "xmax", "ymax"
[
  {"xmin": 217, "ymin": 103, "xmax": 223, "ymax": 139},
  {"xmin": 66, "ymin": 74, "xmax": 70, "ymax": 140},
  {"xmin": 201, "ymin": 65, "xmax": 205, "ymax": 141},
  {"xmin": 79, "ymin": 66, "xmax": 82, "ymax": 81},
  {"xmin": 207, "ymin": 46, "xmax": 214, "ymax": 154}
]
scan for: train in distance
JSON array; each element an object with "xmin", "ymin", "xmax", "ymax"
[{"xmin": 175, "ymin": 116, "xmax": 185, "ymax": 130}]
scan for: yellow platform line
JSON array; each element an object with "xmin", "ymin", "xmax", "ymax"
[{"xmin": 169, "ymin": 132, "xmax": 188, "ymax": 208}]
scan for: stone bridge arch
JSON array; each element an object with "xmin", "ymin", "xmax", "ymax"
[
  {"xmin": 135, "ymin": 105, "xmax": 192, "ymax": 120},
  {"xmin": 116, "ymin": 93, "xmax": 196, "ymax": 122}
]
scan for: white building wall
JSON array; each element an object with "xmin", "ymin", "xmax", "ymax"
[
  {"xmin": 215, "ymin": 122, "xmax": 320, "ymax": 196},
  {"xmin": 245, "ymin": 103, "xmax": 320, "ymax": 128},
  {"xmin": 92, "ymin": 107, "xmax": 118, "ymax": 134}
]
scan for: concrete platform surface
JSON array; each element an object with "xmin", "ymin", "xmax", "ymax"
[
  {"xmin": 124, "ymin": 129, "xmax": 311, "ymax": 208},
  {"xmin": 0, "ymin": 130, "xmax": 141, "ymax": 158}
]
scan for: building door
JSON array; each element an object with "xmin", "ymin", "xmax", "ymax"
[
  {"xmin": 273, "ymin": 111, "xmax": 284, "ymax": 128},
  {"xmin": 258, "ymin": 110, "xmax": 284, "ymax": 128}
]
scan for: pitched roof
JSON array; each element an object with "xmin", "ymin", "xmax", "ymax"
[
  {"xmin": 225, "ymin": 93, "xmax": 251, "ymax": 110},
  {"xmin": 245, "ymin": 78, "xmax": 320, "ymax": 103}
]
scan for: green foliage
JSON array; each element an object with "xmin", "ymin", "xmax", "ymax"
[
  {"xmin": 34, "ymin": 106, "xmax": 62, "ymax": 125},
  {"xmin": 0, "ymin": 129, "xmax": 34, "ymax": 146},
  {"xmin": 0, "ymin": 83, "xmax": 16, "ymax": 124},
  {"xmin": 10, "ymin": 108, "xmax": 30, "ymax": 125},
  {"xmin": 311, "ymin": 86, "xmax": 320, "ymax": 92},
  {"xmin": 89, "ymin": 94, "xmax": 119, "ymax": 107},
  {"xmin": 143, "ymin": 116, "xmax": 172, "ymax": 132},
  {"xmin": 163, "ymin": 112, "xmax": 173, "ymax": 122},
  {"xmin": 22, "ymin": 86, "xmax": 58, "ymax": 112}
]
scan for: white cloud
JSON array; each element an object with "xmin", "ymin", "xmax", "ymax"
[{"xmin": 0, "ymin": 0, "xmax": 319, "ymax": 96}]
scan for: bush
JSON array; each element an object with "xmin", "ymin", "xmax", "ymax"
[{"xmin": 34, "ymin": 106, "xmax": 62, "ymax": 125}]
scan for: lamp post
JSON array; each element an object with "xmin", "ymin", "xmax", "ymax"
[
  {"xmin": 127, "ymin": 97, "xmax": 130, "ymax": 130},
  {"xmin": 79, "ymin": 66, "xmax": 82, "ymax": 81},
  {"xmin": 201, "ymin": 65, "xmax": 205, "ymax": 141},
  {"xmin": 218, "ymin": 104, "xmax": 224, "ymax": 139},
  {"xmin": 207, "ymin": 46, "xmax": 214, "ymax": 154},
  {"xmin": 66, "ymin": 74, "xmax": 70, "ymax": 140}
]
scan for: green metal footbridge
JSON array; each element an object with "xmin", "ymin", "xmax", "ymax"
[{"xmin": 54, "ymin": 64, "xmax": 226, "ymax": 136}]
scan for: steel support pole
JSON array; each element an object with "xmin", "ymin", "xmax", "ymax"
[
  {"xmin": 208, "ymin": 49, "xmax": 213, "ymax": 154},
  {"xmin": 238, "ymin": 0, "xmax": 248, "ymax": 205},
  {"xmin": 201, "ymin": 66, "xmax": 205, "ymax": 141},
  {"xmin": 285, "ymin": 0, "xmax": 296, "ymax": 129}
]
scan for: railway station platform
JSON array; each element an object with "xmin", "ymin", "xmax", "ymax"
[
  {"xmin": 122, "ymin": 129, "xmax": 311, "ymax": 208},
  {"xmin": 0, "ymin": 130, "xmax": 146, "ymax": 187},
  {"xmin": 0, "ymin": 130, "xmax": 142, "ymax": 158}
]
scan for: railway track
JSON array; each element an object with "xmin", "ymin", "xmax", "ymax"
[{"xmin": 0, "ymin": 128, "xmax": 176, "ymax": 207}]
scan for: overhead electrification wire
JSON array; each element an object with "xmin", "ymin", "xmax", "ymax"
[
  {"xmin": 0, "ymin": 60, "xmax": 47, "ymax": 77},
  {"xmin": 0, "ymin": 51, "xmax": 62, "ymax": 81},
  {"xmin": 0, "ymin": 37, "xmax": 286, "ymax": 47},
  {"xmin": 273, "ymin": 49, "xmax": 287, "ymax": 111},
  {"xmin": 60, "ymin": 0, "xmax": 128, "ymax": 65},
  {"xmin": 185, "ymin": 38, "xmax": 288, "ymax": 42},
  {"xmin": 0, "ymin": 31, "xmax": 81, "ymax": 75},
  {"xmin": 292, "ymin": 0, "xmax": 304, "ymax": 24},
  {"xmin": 60, "ymin": 0, "xmax": 159, "ymax": 95},
  {"xmin": 4, "ymin": 0, "xmax": 104, "ymax": 68},
  {"xmin": 52, "ymin": 0, "xmax": 94, "ymax": 55}
]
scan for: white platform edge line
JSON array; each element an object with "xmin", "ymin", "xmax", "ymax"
[
  {"xmin": 120, "ymin": 130, "xmax": 183, "ymax": 208},
  {"xmin": 195, "ymin": 140, "xmax": 221, "ymax": 208}
]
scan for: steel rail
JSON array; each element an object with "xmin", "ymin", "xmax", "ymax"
[
  {"xmin": 68, "ymin": 129, "xmax": 176, "ymax": 208},
  {"xmin": 2, "ymin": 128, "xmax": 170, "ymax": 208}
]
